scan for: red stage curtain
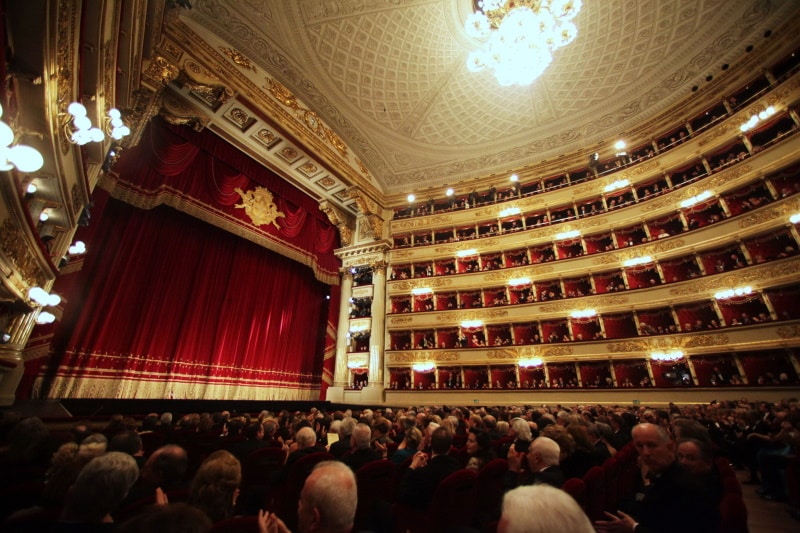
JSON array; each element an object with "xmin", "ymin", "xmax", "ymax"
[
  {"xmin": 106, "ymin": 119, "xmax": 340, "ymax": 283},
  {"xmin": 320, "ymin": 283, "xmax": 340, "ymax": 400},
  {"xmin": 35, "ymin": 196, "xmax": 330, "ymax": 399}
]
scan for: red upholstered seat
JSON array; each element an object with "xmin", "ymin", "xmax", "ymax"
[
  {"xmin": 354, "ymin": 460, "xmax": 397, "ymax": 531},
  {"xmin": 476, "ymin": 458, "xmax": 509, "ymax": 522},
  {"xmin": 582, "ymin": 465, "xmax": 607, "ymax": 521},
  {"xmin": 392, "ymin": 468, "xmax": 478, "ymax": 533},
  {"xmin": 718, "ymin": 492, "xmax": 748, "ymax": 533},
  {"xmin": 562, "ymin": 477, "xmax": 587, "ymax": 511}
]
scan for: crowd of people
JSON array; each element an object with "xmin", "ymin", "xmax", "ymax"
[{"xmin": 0, "ymin": 396, "xmax": 798, "ymax": 532}]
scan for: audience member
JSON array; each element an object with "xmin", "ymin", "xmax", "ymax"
[
  {"xmin": 396, "ymin": 426, "xmax": 460, "ymax": 510},
  {"xmin": 595, "ymin": 423, "xmax": 719, "ymax": 533},
  {"xmin": 498, "ymin": 484, "xmax": 594, "ymax": 533},
  {"xmin": 58, "ymin": 451, "xmax": 139, "ymax": 530},
  {"xmin": 342, "ymin": 423, "xmax": 383, "ymax": 472},
  {"xmin": 188, "ymin": 450, "xmax": 241, "ymax": 523},
  {"xmin": 259, "ymin": 460, "xmax": 357, "ymax": 533}
]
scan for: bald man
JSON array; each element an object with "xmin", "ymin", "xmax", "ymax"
[{"xmin": 260, "ymin": 461, "xmax": 357, "ymax": 533}]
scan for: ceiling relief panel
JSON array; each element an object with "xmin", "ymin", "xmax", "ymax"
[{"xmin": 184, "ymin": 0, "xmax": 797, "ymax": 193}]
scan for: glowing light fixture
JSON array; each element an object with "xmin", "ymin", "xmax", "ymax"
[
  {"xmin": 412, "ymin": 362, "xmax": 435, "ymax": 372},
  {"xmin": 680, "ymin": 190, "xmax": 712, "ymax": 209},
  {"xmin": 519, "ymin": 357, "xmax": 543, "ymax": 368},
  {"xmin": 465, "ymin": 0, "xmax": 582, "ymax": 86},
  {"xmin": 651, "ymin": 350, "xmax": 684, "ymax": 361},
  {"xmin": 347, "ymin": 360, "xmax": 367, "ymax": 369},
  {"xmin": 714, "ymin": 286, "xmax": 752, "ymax": 300},
  {"xmin": 456, "ymin": 248, "xmax": 478, "ymax": 257},
  {"xmin": 790, "ymin": 213, "xmax": 800, "ymax": 224},
  {"xmin": 740, "ymin": 106, "xmax": 776, "ymax": 132},
  {"xmin": 499, "ymin": 206, "xmax": 521, "ymax": 217},
  {"xmin": 446, "ymin": 188, "xmax": 455, "ymax": 196},
  {"xmin": 461, "ymin": 319, "xmax": 484, "ymax": 328},
  {"xmin": 68, "ymin": 241, "xmax": 87, "ymax": 255},
  {"xmin": 603, "ymin": 179, "xmax": 630, "ymax": 193},
  {"xmin": 507, "ymin": 277, "xmax": 531, "ymax": 286},
  {"xmin": 66, "ymin": 103, "xmax": 130, "ymax": 145},
  {"xmin": 622, "ymin": 256, "xmax": 652, "ymax": 267},
  {"xmin": 0, "ymin": 104, "xmax": 44, "ymax": 172},
  {"xmin": 555, "ymin": 229, "xmax": 580, "ymax": 240},
  {"xmin": 411, "ymin": 287, "xmax": 433, "ymax": 295},
  {"xmin": 570, "ymin": 309, "xmax": 596, "ymax": 319},
  {"xmin": 407, "ymin": 194, "xmax": 416, "ymax": 203},
  {"xmin": 509, "ymin": 174, "xmax": 519, "ymax": 182}
]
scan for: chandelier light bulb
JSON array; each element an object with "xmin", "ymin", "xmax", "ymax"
[
  {"xmin": 29, "ymin": 286, "xmax": 50, "ymax": 305},
  {"xmin": 9, "ymin": 145, "xmax": 44, "ymax": 172},
  {"xmin": 0, "ymin": 121, "xmax": 14, "ymax": 147},
  {"xmin": 465, "ymin": 0, "xmax": 582, "ymax": 86},
  {"xmin": 36, "ymin": 311, "xmax": 56, "ymax": 325},
  {"xmin": 68, "ymin": 102, "xmax": 88, "ymax": 117},
  {"xmin": 47, "ymin": 293, "xmax": 62, "ymax": 306},
  {"xmin": 26, "ymin": 183, "xmax": 37, "ymax": 194},
  {"xmin": 108, "ymin": 108, "xmax": 122, "ymax": 120},
  {"xmin": 407, "ymin": 194, "xmax": 416, "ymax": 203}
]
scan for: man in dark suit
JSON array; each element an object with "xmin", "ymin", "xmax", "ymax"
[
  {"xmin": 341, "ymin": 423, "xmax": 383, "ymax": 472},
  {"xmin": 594, "ymin": 423, "xmax": 719, "ymax": 533},
  {"xmin": 228, "ymin": 421, "xmax": 269, "ymax": 462},
  {"xmin": 505, "ymin": 436, "xmax": 565, "ymax": 490},
  {"xmin": 396, "ymin": 426, "xmax": 461, "ymax": 510}
]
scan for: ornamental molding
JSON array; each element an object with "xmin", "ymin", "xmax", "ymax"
[
  {"xmin": 391, "ymin": 278, "xmax": 454, "ymax": 292},
  {"xmin": 434, "ymin": 309, "xmax": 509, "ymax": 322},
  {"xmin": 389, "ymin": 351, "xmax": 461, "ymax": 363},
  {"xmin": 777, "ymin": 325, "xmax": 800, "ymax": 339}
]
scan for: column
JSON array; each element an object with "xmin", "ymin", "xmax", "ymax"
[
  {"xmin": 368, "ymin": 261, "xmax": 387, "ymax": 387},
  {"xmin": 333, "ymin": 269, "xmax": 354, "ymax": 388}
]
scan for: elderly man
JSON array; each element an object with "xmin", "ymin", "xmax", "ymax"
[
  {"xmin": 59, "ymin": 451, "xmax": 140, "ymax": 528},
  {"xmin": 595, "ymin": 423, "xmax": 719, "ymax": 533},
  {"xmin": 506, "ymin": 436, "xmax": 564, "ymax": 490},
  {"xmin": 499, "ymin": 484, "xmax": 594, "ymax": 533},
  {"xmin": 342, "ymin": 423, "xmax": 383, "ymax": 472},
  {"xmin": 260, "ymin": 461, "xmax": 357, "ymax": 533}
]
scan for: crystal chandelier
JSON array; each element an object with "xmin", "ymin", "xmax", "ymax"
[{"xmin": 465, "ymin": 0, "xmax": 582, "ymax": 86}]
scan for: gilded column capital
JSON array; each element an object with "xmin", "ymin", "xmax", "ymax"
[
  {"xmin": 339, "ymin": 268, "xmax": 354, "ymax": 281},
  {"xmin": 370, "ymin": 260, "xmax": 388, "ymax": 276}
]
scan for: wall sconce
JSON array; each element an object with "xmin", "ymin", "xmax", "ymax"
[
  {"xmin": 0, "ymin": 331, "xmax": 10, "ymax": 344},
  {"xmin": 66, "ymin": 102, "xmax": 130, "ymax": 145},
  {"xmin": 68, "ymin": 241, "xmax": 87, "ymax": 255},
  {"xmin": 0, "ymin": 104, "xmax": 44, "ymax": 172}
]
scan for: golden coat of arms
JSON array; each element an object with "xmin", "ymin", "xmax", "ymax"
[{"xmin": 234, "ymin": 186, "xmax": 286, "ymax": 229}]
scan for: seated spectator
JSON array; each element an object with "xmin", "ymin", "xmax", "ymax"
[
  {"xmin": 228, "ymin": 421, "xmax": 269, "ymax": 462},
  {"xmin": 80, "ymin": 433, "xmax": 110, "ymax": 458},
  {"xmin": 505, "ymin": 436, "xmax": 564, "ymax": 489},
  {"xmin": 498, "ymin": 484, "xmax": 594, "ymax": 533},
  {"xmin": 259, "ymin": 460, "xmax": 357, "ymax": 533},
  {"xmin": 285, "ymin": 427, "xmax": 326, "ymax": 466},
  {"xmin": 595, "ymin": 423, "xmax": 719, "ymax": 533},
  {"xmin": 58, "ymin": 451, "xmax": 140, "ymax": 530},
  {"xmin": 109, "ymin": 430, "xmax": 146, "ymax": 468},
  {"xmin": 391, "ymin": 427, "xmax": 422, "ymax": 466},
  {"xmin": 189, "ymin": 450, "xmax": 241, "ymax": 523},
  {"xmin": 122, "ymin": 444, "xmax": 188, "ymax": 506},
  {"xmin": 341, "ymin": 423, "xmax": 383, "ymax": 472},
  {"xmin": 465, "ymin": 427, "xmax": 496, "ymax": 470},
  {"xmin": 328, "ymin": 417, "xmax": 356, "ymax": 459},
  {"xmin": 676, "ymin": 438, "xmax": 723, "ymax": 507},
  {"xmin": 396, "ymin": 427, "xmax": 461, "ymax": 510}
]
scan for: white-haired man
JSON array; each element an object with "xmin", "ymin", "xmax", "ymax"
[
  {"xmin": 499, "ymin": 484, "xmax": 594, "ymax": 533},
  {"xmin": 506, "ymin": 436, "xmax": 564, "ymax": 489},
  {"xmin": 260, "ymin": 461, "xmax": 357, "ymax": 533}
]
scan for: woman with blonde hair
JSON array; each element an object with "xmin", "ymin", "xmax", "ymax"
[{"xmin": 189, "ymin": 449, "xmax": 241, "ymax": 522}]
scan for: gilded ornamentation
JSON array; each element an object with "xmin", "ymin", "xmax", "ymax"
[
  {"xmin": 357, "ymin": 218, "xmax": 372, "ymax": 241},
  {"xmin": 234, "ymin": 187, "xmax": 286, "ymax": 229},
  {"xmin": 219, "ymin": 46, "xmax": 257, "ymax": 72},
  {"xmin": 542, "ymin": 346, "xmax": 574, "ymax": 357},
  {"xmin": 299, "ymin": 163, "xmax": 320, "ymax": 177},
  {"xmin": 737, "ymin": 207, "xmax": 783, "ymax": 228},
  {"xmin": 278, "ymin": 146, "xmax": 300, "ymax": 162},
  {"xmin": 369, "ymin": 260, "xmax": 388, "ymax": 276},
  {"xmin": 264, "ymin": 78, "xmax": 348, "ymax": 157},
  {"xmin": 390, "ymin": 278, "xmax": 453, "ymax": 291},
  {"xmin": 55, "ymin": 0, "xmax": 77, "ymax": 154},
  {"xmin": 348, "ymin": 187, "xmax": 379, "ymax": 217},
  {"xmin": 696, "ymin": 122, "xmax": 732, "ymax": 146},
  {"xmin": 777, "ymin": 325, "xmax": 800, "ymax": 339},
  {"xmin": 607, "ymin": 340, "xmax": 650, "ymax": 353},
  {"xmin": 356, "ymin": 159, "xmax": 369, "ymax": 175},
  {"xmin": 435, "ymin": 309, "xmax": 509, "ymax": 322},
  {"xmin": 539, "ymin": 294, "xmax": 629, "ymax": 313},
  {"xmin": 389, "ymin": 316, "xmax": 414, "ymax": 326},
  {"xmin": 388, "ymin": 351, "xmax": 460, "ymax": 363},
  {"xmin": 367, "ymin": 214, "xmax": 384, "ymax": 240},
  {"xmin": 71, "ymin": 183, "xmax": 83, "ymax": 217},
  {"xmin": 1, "ymin": 218, "xmax": 47, "ymax": 287},
  {"xmin": 683, "ymin": 333, "xmax": 728, "ymax": 348},
  {"xmin": 162, "ymin": 41, "xmax": 183, "ymax": 61},
  {"xmin": 160, "ymin": 90, "xmax": 209, "ymax": 132},
  {"xmin": 227, "ymin": 108, "xmax": 253, "ymax": 130},
  {"xmin": 256, "ymin": 129, "xmax": 277, "ymax": 145},
  {"xmin": 143, "ymin": 55, "xmax": 180, "ymax": 86}
]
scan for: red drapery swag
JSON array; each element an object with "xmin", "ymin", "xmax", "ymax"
[
  {"xmin": 32, "ymin": 188, "xmax": 333, "ymax": 400},
  {"xmin": 102, "ymin": 118, "xmax": 340, "ymax": 284}
]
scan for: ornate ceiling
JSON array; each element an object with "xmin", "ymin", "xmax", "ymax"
[{"xmin": 180, "ymin": 0, "xmax": 798, "ymax": 197}]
